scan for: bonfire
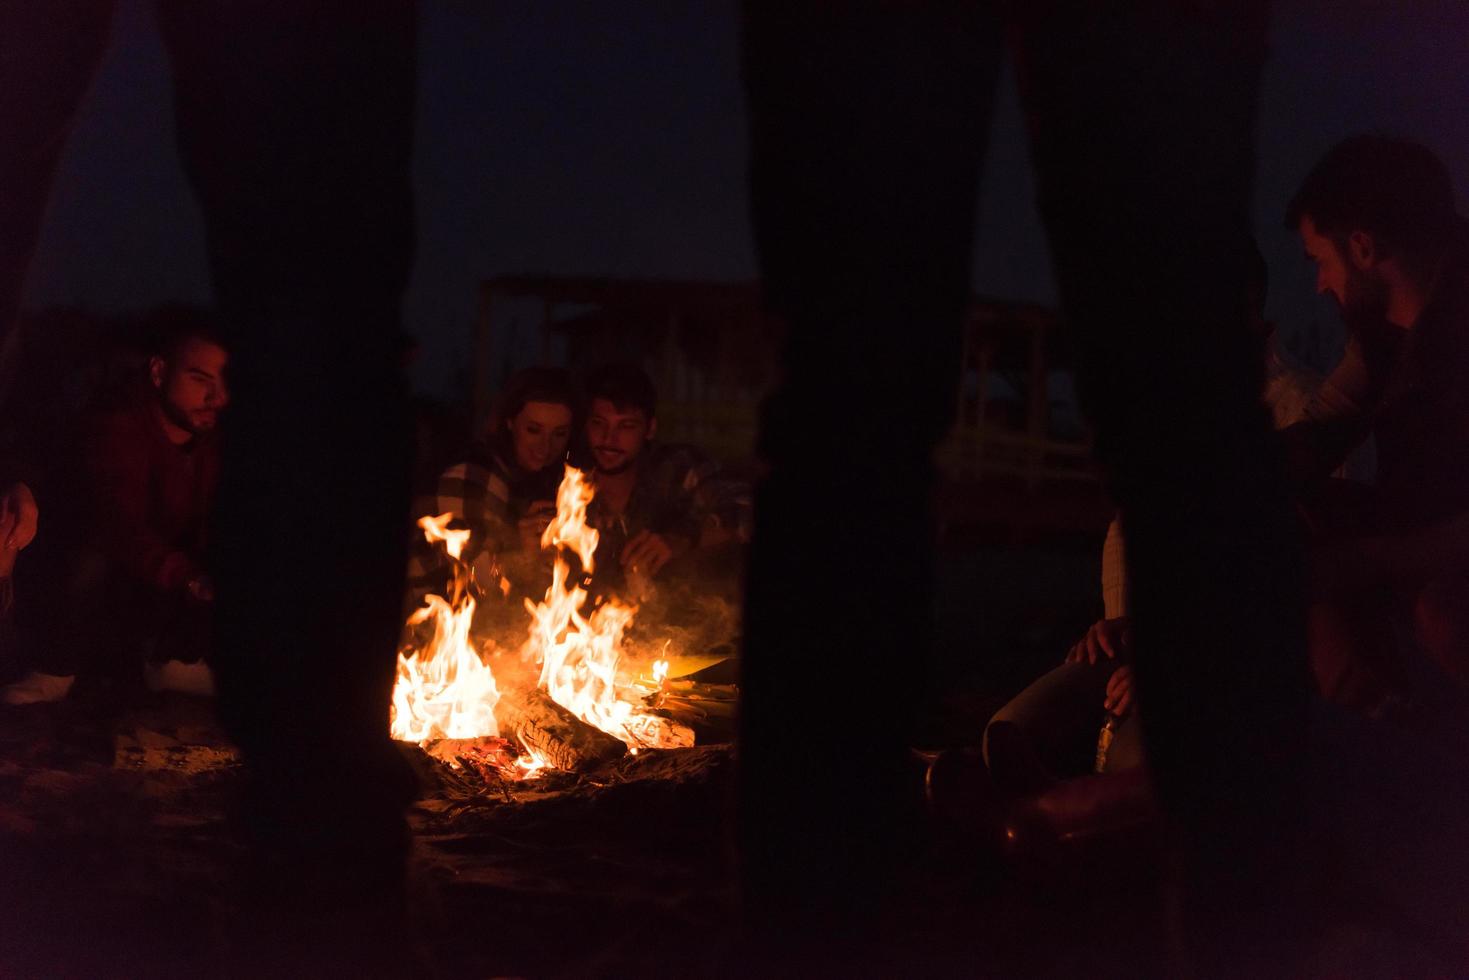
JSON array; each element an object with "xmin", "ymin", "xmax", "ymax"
[{"xmin": 390, "ymin": 465, "xmax": 691, "ymax": 776}]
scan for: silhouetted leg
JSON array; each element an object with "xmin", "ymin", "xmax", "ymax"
[
  {"xmin": 739, "ymin": 2, "xmax": 1001, "ymax": 948},
  {"xmin": 983, "ymin": 659, "xmax": 1117, "ymax": 793},
  {"xmin": 1014, "ymin": 3, "xmax": 1308, "ymax": 970},
  {"xmin": 156, "ymin": 2, "xmax": 419, "ymax": 968}
]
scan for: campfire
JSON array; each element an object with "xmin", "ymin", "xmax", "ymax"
[{"xmin": 390, "ymin": 465, "xmax": 696, "ymax": 777}]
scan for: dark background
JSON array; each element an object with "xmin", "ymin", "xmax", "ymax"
[{"xmin": 18, "ymin": 0, "xmax": 1469, "ymax": 396}]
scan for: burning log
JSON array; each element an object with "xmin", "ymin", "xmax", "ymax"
[{"xmin": 494, "ymin": 685, "xmax": 627, "ymax": 773}]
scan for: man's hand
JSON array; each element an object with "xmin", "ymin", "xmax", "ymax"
[
  {"xmin": 621, "ymin": 530, "xmax": 680, "ymax": 579},
  {"xmin": 0, "ymin": 482, "xmax": 38, "ymax": 552},
  {"xmin": 518, "ymin": 501, "xmax": 556, "ymax": 553},
  {"xmin": 1104, "ymin": 665, "xmax": 1134, "ymax": 716},
  {"xmin": 1065, "ymin": 616, "xmax": 1131, "ymax": 665},
  {"xmin": 186, "ymin": 573, "xmax": 215, "ymax": 603}
]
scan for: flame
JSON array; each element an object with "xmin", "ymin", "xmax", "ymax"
[
  {"xmin": 391, "ymin": 470, "xmax": 689, "ymax": 771},
  {"xmin": 390, "ymin": 514, "xmax": 500, "ymax": 743},
  {"xmin": 514, "ymin": 741, "xmax": 551, "ymax": 778},
  {"xmin": 520, "ymin": 466, "xmax": 687, "ymax": 751}
]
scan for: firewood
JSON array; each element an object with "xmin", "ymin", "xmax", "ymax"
[{"xmin": 494, "ymin": 685, "xmax": 627, "ymax": 772}]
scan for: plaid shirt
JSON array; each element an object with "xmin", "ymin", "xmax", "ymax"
[
  {"xmin": 585, "ymin": 442, "xmax": 751, "ymax": 588},
  {"xmin": 434, "ymin": 442, "xmax": 562, "ymax": 561},
  {"xmin": 409, "ymin": 441, "xmax": 751, "ymax": 598},
  {"xmin": 406, "ymin": 442, "xmax": 562, "ymax": 595}
]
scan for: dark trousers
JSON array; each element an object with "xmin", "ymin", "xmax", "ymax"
[
  {"xmin": 1, "ymin": 2, "xmax": 418, "ymax": 967},
  {"xmin": 739, "ymin": 1, "xmax": 1306, "ymax": 965},
  {"xmin": 984, "ymin": 660, "xmax": 1145, "ymax": 796},
  {"xmin": 17, "ymin": 547, "xmax": 210, "ymax": 681}
]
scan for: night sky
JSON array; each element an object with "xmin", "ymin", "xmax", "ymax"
[{"xmin": 20, "ymin": 1, "xmax": 1469, "ymax": 396}]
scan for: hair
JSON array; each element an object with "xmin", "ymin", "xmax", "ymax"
[
  {"xmin": 1285, "ymin": 136, "xmax": 1457, "ymax": 260},
  {"xmin": 145, "ymin": 305, "xmax": 226, "ymax": 362},
  {"xmin": 584, "ymin": 363, "xmax": 658, "ymax": 419},
  {"xmin": 488, "ymin": 366, "xmax": 578, "ymax": 445}
]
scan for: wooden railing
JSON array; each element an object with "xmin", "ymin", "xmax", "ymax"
[{"xmin": 476, "ymin": 276, "xmax": 1097, "ymax": 491}]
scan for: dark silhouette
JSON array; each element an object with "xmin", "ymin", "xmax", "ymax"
[
  {"xmin": 1283, "ymin": 137, "xmax": 1469, "ymax": 710},
  {"xmin": 738, "ymin": 3, "xmax": 1305, "ymax": 971},
  {"xmin": 4, "ymin": 318, "xmax": 225, "ymax": 706},
  {"xmin": 1, "ymin": 1, "xmax": 419, "ymax": 969}
]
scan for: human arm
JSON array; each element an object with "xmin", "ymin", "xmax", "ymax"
[
  {"xmin": 620, "ymin": 527, "xmax": 690, "ymax": 578},
  {"xmin": 1070, "ymin": 513, "xmax": 1132, "ymax": 665},
  {"xmin": 0, "ymin": 480, "xmax": 37, "ymax": 552},
  {"xmin": 1104, "ymin": 665, "xmax": 1134, "ymax": 716},
  {"xmin": 85, "ymin": 416, "xmax": 200, "ymax": 592},
  {"xmin": 1279, "ymin": 328, "xmax": 1397, "ymax": 487},
  {"xmin": 1065, "ymin": 616, "xmax": 1132, "ymax": 665},
  {"xmin": 621, "ymin": 446, "xmax": 714, "ymax": 578},
  {"xmin": 1100, "ymin": 514, "xmax": 1128, "ymax": 620},
  {"xmin": 435, "ymin": 458, "xmax": 513, "ymax": 559},
  {"xmin": 517, "ymin": 501, "xmax": 556, "ymax": 555}
]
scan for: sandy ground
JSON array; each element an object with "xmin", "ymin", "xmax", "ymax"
[{"xmin": 2, "ymin": 546, "xmax": 1467, "ymax": 977}]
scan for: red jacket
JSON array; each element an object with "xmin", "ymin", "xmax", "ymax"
[{"xmin": 81, "ymin": 384, "xmax": 220, "ymax": 593}]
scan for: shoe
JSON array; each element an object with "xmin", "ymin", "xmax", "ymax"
[
  {"xmin": 144, "ymin": 660, "xmax": 216, "ymax": 697},
  {"xmin": 1, "ymin": 670, "xmax": 75, "ymax": 705}
]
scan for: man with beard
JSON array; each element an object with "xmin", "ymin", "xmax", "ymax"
[
  {"xmin": 2, "ymin": 316, "xmax": 228, "ymax": 704},
  {"xmin": 577, "ymin": 363, "xmax": 746, "ymax": 597},
  {"xmin": 1284, "ymin": 136, "xmax": 1469, "ymax": 713}
]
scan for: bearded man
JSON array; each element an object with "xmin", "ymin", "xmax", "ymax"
[
  {"xmin": 3, "ymin": 315, "xmax": 228, "ymax": 704},
  {"xmin": 1284, "ymin": 136, "xmax": 1469, "ymax": 712}
]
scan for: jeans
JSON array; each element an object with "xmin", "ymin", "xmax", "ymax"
[{"xmin": 983, "ymin": 659, "xmax": 1145, "ymax": 796}]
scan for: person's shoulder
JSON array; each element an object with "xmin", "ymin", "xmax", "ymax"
[
  {"xmin": 82, "ymin": 382, "xmax": 152, "ymax": 444},
  {"xmin": 647, "ymin": 443, "xmax": 717, "ymax": 486}
]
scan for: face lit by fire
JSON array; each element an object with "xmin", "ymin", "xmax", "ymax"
[
  {"xmin": 586, "ymin": 398, "xmax": 655, "ymax": 476},
  {"xmin": 508, "ymin": 400, "xmax": 573, "ymax": 473},
  {"xmin": 149, "ymin": 337, "xmax": 229, "ymax": 437},
  {"xmin": 1299, "ymin": 213, "xmax": 1388, "ymax": 328}
]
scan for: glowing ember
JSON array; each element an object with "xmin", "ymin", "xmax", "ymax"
[{"xmin": 513, "ymin": 741, "xmax": 551, "ymax": 778}]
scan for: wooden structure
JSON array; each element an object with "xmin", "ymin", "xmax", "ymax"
[{"xmin": 474, "ymin": 276, "xmax": 1107, "ymax": 535}]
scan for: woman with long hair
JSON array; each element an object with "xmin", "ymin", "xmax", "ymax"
[{"xmin": 435, "ymin": 366, "xmax": 578, "ymax": 567}]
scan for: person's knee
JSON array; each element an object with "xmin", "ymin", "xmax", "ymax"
[{"xmin": 980, "ymin": 715, "xmax": 1011, "ymax": 772}]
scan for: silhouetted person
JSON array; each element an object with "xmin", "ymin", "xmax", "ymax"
[
  {"xmin": 985, "ymin": 246, "xmax": 1320, "ymax": 796},
  {"xmin": 1, "ymin": 2, "xmax": 419, "ymax": 970},
  {"xmin": 1282, "ymin": 137, "xmax": 1469, "ymax": 710},
  {"xmin": 412, "ymin": 366, "xmax": 576, "ymax": 599},
  {"xmin": 739, "ymin": 3, "xmax": 1304, "ymax": 972},
  {"xmin": 578, "ymin": 363, "xmax": 737, "ymax": 597},
  {"xmin": 4, "ymin": 319, "xmax": 226, "ymax": 705}
]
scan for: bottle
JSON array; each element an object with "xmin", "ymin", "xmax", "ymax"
[{"xmin": 1094, "ymin": 712, "xmax": 1121, "ymax": 774}]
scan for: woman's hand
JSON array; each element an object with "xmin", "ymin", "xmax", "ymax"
[{"xmin": 517, "ymin": 501, "xmax": 556, "ymax": 552}]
